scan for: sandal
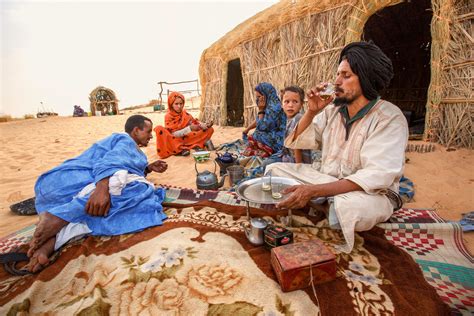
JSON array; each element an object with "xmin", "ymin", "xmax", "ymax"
[
  {"xmin": 0, "ymin": 251, "xmax": 32, "ymax": 276},
  {"xmin": 193, "ymin": 146, "xmax": 204, "ymax": 152},
  {"xmin": 0, "ymin": 246, "xmax": 62, "ymax": 276},
  {"xmin": 10, "ymin": 197, "xmax": 37, "ymax": 216},
  {"xmin": 176, "ymin": 149, "xmax": 190, "ymax": 156}
]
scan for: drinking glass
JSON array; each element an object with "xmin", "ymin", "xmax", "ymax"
[
  {"xmin": 319, "ymin": 83, "xmax": 335, "ymax": 100},
  {"xmin": 261, "ymin": 174, "xmax": 271, "ymax": 191},
  {"xmin": 271, "ymin": 181, "xmax": 283, "ymax": 200}
]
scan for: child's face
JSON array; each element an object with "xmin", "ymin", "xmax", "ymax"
[{"xmin": 282, "ymin": 91, "xmax": 303, "ymax": 118}]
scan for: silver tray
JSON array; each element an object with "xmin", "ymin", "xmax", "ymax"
[{"xmin": 236, "ymin": 177, "xmax": 301, "ymax": 205}]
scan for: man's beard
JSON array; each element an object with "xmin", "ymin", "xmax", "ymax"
[
  {"xmin": 333, "ymin": 97, "xmax": 350, "ymax": 107},
  {"xmin": 333, "ymin": 90, "xmax": 357, "ymax": 107}
]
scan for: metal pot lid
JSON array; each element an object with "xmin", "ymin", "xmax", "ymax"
[{"xmin": 250, "ymin": 217, "xmax": 268, "ymax": 228}]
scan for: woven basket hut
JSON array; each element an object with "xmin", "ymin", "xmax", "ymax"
[
  {"xmin": 199, "ymin": 0, "xmax": 473, "ymax": 148},
  {"xmin": 89, "ymin": 86, "xmax": 119, "ymax": 116}
]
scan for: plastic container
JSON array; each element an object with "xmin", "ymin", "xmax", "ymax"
[{"xmin": 192, "ymin": 151, "xmax": 211, "ymax": 163}]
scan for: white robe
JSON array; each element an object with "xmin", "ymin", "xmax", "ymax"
[{"xmin": 266, "ymin": 99, "xmax": 408, "ymax": 252}]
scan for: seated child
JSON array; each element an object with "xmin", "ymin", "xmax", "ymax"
[{"xmin": 262, "ymin": 86, "xmax": 312, "ymax": 170}]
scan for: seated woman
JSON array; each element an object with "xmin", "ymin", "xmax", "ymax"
[
  {"xmin": 154, "ymin": 92, "xmax": 214, "ymax": 158},
  {"xmin": 242, "ymin": 82, "xmax": 286, "ymax": 158}
]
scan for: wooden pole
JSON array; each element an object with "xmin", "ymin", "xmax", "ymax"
[{"xmin": 159, "ymin": 82, "xmax": 164, "ymax": 106}]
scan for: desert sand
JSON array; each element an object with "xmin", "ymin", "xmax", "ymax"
[{"xmin": 0, "ymin": 109, "xmax": 472, "ymax": 254}]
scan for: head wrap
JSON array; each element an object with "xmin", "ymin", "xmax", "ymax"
[
  {"xmin": 165, "ymin": 91, "xmax": 194, "ymax": 131},
  {"xmin": 167, "ymin": 91, "xmax": 185, "ymax": 110},
  {"xmin": 339, "ymin": 41, "xmax": 394, "ymax": 100},
  {"xmin": 253, "ymin": 82, "xmax": 286, "ymax": 152},
  {"xmin": 255, "ymin": 82, "xmax": 281, "ymax": 115}
]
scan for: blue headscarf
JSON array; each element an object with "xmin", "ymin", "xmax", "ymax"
[
  {"xmin": 253, "ymin": 82, "xmax": 286, "ymax": 151},
  {"xmin": 255, "ymin": 82, "xmax": 281, "ymax": 116}
]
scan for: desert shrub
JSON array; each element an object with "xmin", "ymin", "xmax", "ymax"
[
  {"xmin": 0, "ymin": 115, "xmax": 12, "ymax": 123},
  {"xmin": 147, "ymin": 99, "xmax": 161, "ymax": 107}
]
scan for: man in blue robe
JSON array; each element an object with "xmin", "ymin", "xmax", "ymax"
[{"xmin": 27, "ymin": 115, "xmax": 168, "ymax": 272}]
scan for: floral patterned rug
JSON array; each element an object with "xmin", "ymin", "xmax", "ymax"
[{"xmin": 0, "ymin": 187, "xmax": 470, "ymax": 315}]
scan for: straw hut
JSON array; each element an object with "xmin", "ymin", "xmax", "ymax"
[
  {"xmin": 89, "ymin": 86, "xmax": 119, "ymax": 116},
  {"xmin": 199, "ymin": 0, "xmax": 473, "ymax": 148}
]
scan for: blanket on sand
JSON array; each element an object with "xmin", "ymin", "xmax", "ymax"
[{"xmin": 0, "ymin": 187, "xmax": 472, "ymax": 315}]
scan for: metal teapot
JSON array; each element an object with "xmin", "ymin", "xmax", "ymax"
[
  {"xmin": 242, "ymin": 217, "xmax": 268, "ymax": 245},
  {"xmin": 216, "ymin": 151, "xmax": 238, "ymax": 164},
  {"xmin": 215, "ymin": 151, "xmax": 239, "ymax": 176},
  {"xmin": 195, "ymin": 160, "xmax": 227, "ymax": 190}
]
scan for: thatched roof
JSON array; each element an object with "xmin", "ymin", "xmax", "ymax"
[
  {"xmin": 202, "ymin": 0, "xmax": 356, "ymax": 60},
  {"xmin": 89, "ymin": 86, "xmax": 118, "ymax": 101}
]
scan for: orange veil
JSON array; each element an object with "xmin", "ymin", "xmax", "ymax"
[{"xmin": 154, "ymin": 92, "xmax": 213, "ymax": 158}]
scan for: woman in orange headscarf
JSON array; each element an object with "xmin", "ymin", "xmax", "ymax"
[{"xmin": 154, "ymin": 92, "xmax": 214, "ymax": 158}]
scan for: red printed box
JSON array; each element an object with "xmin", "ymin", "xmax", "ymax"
[{"xmin": 271, "ymin": 239, "xmax": 336, "ymax": 292}]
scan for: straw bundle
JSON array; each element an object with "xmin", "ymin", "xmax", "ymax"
[
  {"xmin": 199, "ymin": 0, "xmax": 473, "ymax": 148},
  {"xmin": 405, "ymin": 142, "xmax": 436, "ymax": 153},
  {"xmin": 426, "ymin": 0, "xmax": 473, "ymax": 148},
  {"xmin": 345, "ymin": 0, "xmax": 403, "ymax": 42}
]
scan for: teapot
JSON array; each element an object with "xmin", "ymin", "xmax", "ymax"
[
  {"xmin": 242, "ymin": 217, "xmax": 268, "ymax": 245},
  {"xmin": 195, "ymin": 160, "xmax": 227, "ymax": 190},
  {"xmin": 215, "ymin": 151, "xmax": 239, "ymax": 176},
  {"xmin": 216, "ymin": 151, "xmax": 238, "ymax": 164}
]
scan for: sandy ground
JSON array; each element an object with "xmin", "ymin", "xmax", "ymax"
[{"xmin": 0, "ymin": 110, "xmax": 472, "ymax": 255}]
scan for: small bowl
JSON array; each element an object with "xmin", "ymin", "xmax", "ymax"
[{"xmin": 192, "ymin": 151, "xmax": 211, "ymax": 163}]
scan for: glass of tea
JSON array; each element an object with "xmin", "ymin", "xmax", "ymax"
[
  {"xmin": 262, "ymin": 174, "xmax": 271, "ymax": 191},
  {"xmin": 319, "ymin": 83, "xmax": 335, "ymax": 100},
  {"xmin": 271, "ymin": 181, "xmax": 283, "ymax": 200}
]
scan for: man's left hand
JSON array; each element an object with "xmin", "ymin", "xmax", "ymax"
[
  {"xmin": 147, "ymin": 160, "xmax": 168, "ymax": 173},
  {"xmin": 276, "ymin": 184, "xmax": 318, "ymax": 209}
]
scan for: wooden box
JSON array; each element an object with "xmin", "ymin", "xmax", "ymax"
[
  {"xmin": 264, "ymin": 225, "xmax": 293, "ymax": 248},
  {"xmin": 271, "ymin": 239, "xmax": 336, "ymax": 292}
]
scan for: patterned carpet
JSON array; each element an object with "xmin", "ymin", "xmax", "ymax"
[
  {"xmin": 166, "ymin": 186, "xmax": 474, "ymax": 314},
  {"xmin": 0, "ymin": 186, "xmax": 472, "ymax": 315}
]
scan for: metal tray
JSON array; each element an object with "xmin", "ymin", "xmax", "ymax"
[{"xmin": 236, "ymin": 176, "xmax": 301, "ymax": 205}]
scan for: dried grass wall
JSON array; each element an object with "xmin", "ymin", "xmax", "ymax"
[
  {"xmin": 200, "ymin": 58, "xmax": 224, "ymax": 124},
  {"xmin": 428, "ymin": 0, "xmax": 473, "ymax": 148}
]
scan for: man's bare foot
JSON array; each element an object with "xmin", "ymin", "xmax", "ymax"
[
  {"xmin": 28, "ymin": 212, "xmax": 67, "ymax": 257},
  {"xmin": 308, "ymin": 200, "xmax": 329, "ymax": 213},
  {"xmin": 307, "ymin": 200, "xmax": 329, "ymax": 222},
  {"xmin": 26, "ymin": 237, "xmax": 55, "ymax": 273}
]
